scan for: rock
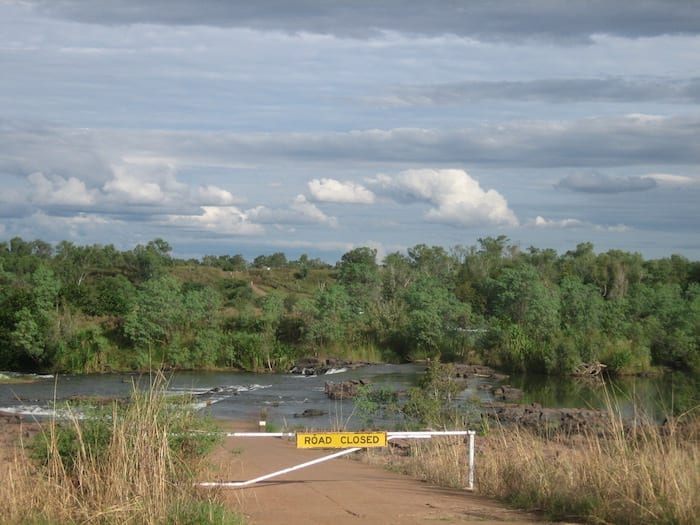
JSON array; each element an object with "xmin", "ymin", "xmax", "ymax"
[
  {"xmin": 482, "ymin": 402, "xmax": 622, "ymax": 436},
  {"xmin": 491, "ymin": 385, "xmax": 523, "ymax": 401},
  {"xmin": 453, "ymin": 364, "xmax": 510, "ymax": 382},
  {"xmin": 289, "ymin": 357, "xmax": 371, "ymax": 376},
  {"xmin": 294, "ymin": 408, "xmax": 326, "ymax": 418},
  {"xmin": 324, "ymin": 379, "xmax": 368, "ymax": 400}
]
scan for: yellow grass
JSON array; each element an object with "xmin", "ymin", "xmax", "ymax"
[
  {"xmin": 0, "ymin": 377, "xmax": 243, "ymax": 525},
  {"xmin": 365, "ymin": 413, "xmax": 699, "ymax": 524}
]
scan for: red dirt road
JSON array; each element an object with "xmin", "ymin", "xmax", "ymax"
[{"xmin": 202, "ymin": 423, "xmax": 558, "ymax": 525}]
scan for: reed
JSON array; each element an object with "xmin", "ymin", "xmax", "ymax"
[{"xmin": 0, "ymin": 376, "xmax": 243, "ymax": 525}]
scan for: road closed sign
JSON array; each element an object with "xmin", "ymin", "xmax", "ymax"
[{"xmin": 296, "ymin": 431, "xmax": 387, "ymax": 449}]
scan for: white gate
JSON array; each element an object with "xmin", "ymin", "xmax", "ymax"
[{"xmin": 198, "ymin": 430, "xmax": 476, "ymax": 490}]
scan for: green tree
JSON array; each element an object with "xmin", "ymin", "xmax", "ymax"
[
  {"xmin": 401, "ymin": 275, "xmax": 470, "ymax": 359},
  {"xmin": 403, "ymin": 362, "xmax": 464, "ymax": 428},
  {"xmin": 306, "ymin": 285, "xmax": 353, "ymax": 351},
  {"xmin": 259, "ymin": 291, "xmax": 286, "ymax": 370},
  {"xmin": 487, "ymin": 263, "xmax": 560, "ymax": 371},
  {"xmin": 123, "ymin": 275, "xmax": 183, "ymax": 352}
]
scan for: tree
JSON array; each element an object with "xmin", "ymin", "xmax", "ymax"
[
  {"xmin": 128, "ymin": 239, "xmax": 173, "ymax": 281},
  {"xmin": 306, "ymin": 285, "xmax": 353, "ymax": 350},
  {"xmin": 337, "ymin": 247, "xmax": 380, "ymax": 313},
  {"xmin": 559, "ymin": 276, "xmax": 605, "ymax": 363},
  {"xmin": 259, "ymin": 291, "xmax": 287, "ymax": 370},
  {"xmin": 487, "ymin": 263, "xmax": 560, "ymax": 371},
  {"xmin": 253, "ymin": 252, "xmax": 287, "ymax": 269},
  {"xmin": 381, "ymin": 251, "xmax": 413, "ymax": 301},
  {"xmin": 400, "ymin": 275, "xmax": 470, "ymax": 359},
  {"xmin": 407, "ymin": 244, "xmax": 457, "ymax": 283},
  {"xmin": 123, "ymin": 275, "xmax": 183, "ymax": 351}
]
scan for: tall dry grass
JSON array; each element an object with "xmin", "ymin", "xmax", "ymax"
[
  {"xmin": 366, "ymin": 412, "xmax": 699, "ymax": 524},
  {"xmin": 0, "ymin": 378, "xmax": 242, "ymax": 525},
  {"xmin": 476, "ymin": 415, "xmax": 699, "ymax": 524}
]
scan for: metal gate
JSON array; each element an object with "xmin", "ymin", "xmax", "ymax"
[{"xmin": 198, "ymin": 429, "xmax": 476, "ymax": 490}]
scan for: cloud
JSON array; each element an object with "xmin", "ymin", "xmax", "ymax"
[
  {"xmin": 195, "ymin": 185, "xmax": 238, "ymax": 205},
  {"xmin": 531, "ymin": 216, "xmax": 631, "ymax": 233},
  {"xmin": 642, "ymin": 173, "xmax": 699, "ymax": 186},
  {"xmin": 164, "ymin": 206, "xmax": 264, "ymax": 235},
  {"xmin": 103, "ymin": 169, "xmax": 166, "ymax": 204},
  {"xmin": 3, "ymin": 115, "xmax": 700, "ymax": 176},
  {"xmin": 247, "ymin": 195, "xmax": 338, "ymax": 227},
  {"xmin": 556, "ymin": 172, "xmax": 657, "ymax": 193},
  {"xmin": 308, "ymin": 178, "xmax": 375, "ymax": 204},
  {"xmin": 382, "ymin": 77, "xmax": 700, "ymax": 106},
  {"xmin": 28, "ymin": 172, "xmax": 98, "ymax": 206},
  {"xmin": 17, "ymin": 211, "xmax": 127, "ymax": 243},
  {"xmin": 368, "ymin": 169, "xmax": 518, "ymax": 227},
  {"xmin": 24, "ymin": 1, "xmax": 700, "ymax": 41},
  {"xmin": 532, "ymin": 216, "xmax": 584, "ymax": 228}
]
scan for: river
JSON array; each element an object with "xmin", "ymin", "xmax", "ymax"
[{"xmin": 1, "ymin": 365, "xmax": 697, "ymax": 429}]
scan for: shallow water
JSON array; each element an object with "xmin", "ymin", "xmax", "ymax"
[
  {"xmin": 0, "ymin": 364, "xmax": 429, "ymax": 429},
  {"xmin": 2, "ymin": 365, "xmax": 697, "ymax": 429}
]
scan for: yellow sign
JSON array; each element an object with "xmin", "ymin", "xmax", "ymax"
[{"xmin": 296, "ymin": 431, "xmax": 387, "ymax": 449}]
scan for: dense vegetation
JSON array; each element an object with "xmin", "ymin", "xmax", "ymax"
[{"xmin": 0, "ymin": 235, "xmax": 698, "ymax": 375}]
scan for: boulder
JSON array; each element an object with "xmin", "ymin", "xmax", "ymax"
[
  {"xmin": 324, "ymin": 379, "xmax": 368, "ymax": 400},
  {"xmin": 491, "ymin": 385, "xmax": 524, "ymax": 401},
  {"xmin": 294, "ymin": 408, "xmax": 326, "ymax": 418}
]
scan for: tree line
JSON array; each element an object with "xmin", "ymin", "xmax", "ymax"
[{"xmin": 0, "ymin": 235, "xmax": 698, "ymax": 375}]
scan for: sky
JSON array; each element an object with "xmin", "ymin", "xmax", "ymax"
[{"xmin": 1, "ymin": 0, "xmax": 699, "ymax": 264}]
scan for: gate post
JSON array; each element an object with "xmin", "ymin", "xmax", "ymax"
[{"xmin": 467, "ymin": 430, "xmax": 476, "ymax": 490}]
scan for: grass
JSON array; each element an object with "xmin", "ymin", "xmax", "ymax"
[
  {"xmin": 476, "ymin": 415, "xmax": 699, "ymax": 524},
  {"xmin": 0, "ymin": 374, "xmax": 245, "ymax": 525},
  {"xmin": 364, "ymin": 407, "xmax": 699, "ymax": 524}
]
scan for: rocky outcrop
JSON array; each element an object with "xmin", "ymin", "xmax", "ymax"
[
  {"xmin": 491, "ymin": 385, "xmax": 524, "ymax": 401},
  {"xmin": 453, "ymin": 364, "xmax": 509, "ymax": 382},
  {"xmin": 324, "ymin": 379, "xmax": 368, "ymax": 400},
  {"xmin": 483, "ymin": 402, "xmax": 617, "ymax": 435},
  {"xmin": 289, "ymin": 357, "xmax": 370, "ymax": 376}
]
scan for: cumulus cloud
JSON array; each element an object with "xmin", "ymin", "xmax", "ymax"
[
  {"xmin": 164, "ymin": 206, "xmax": 264, "ymax": 235},
  {"xmin": 28, "ymin": 172, "xmax": 98, "ymax": 206},
  {"xmin": 21, "ymin": 211, "xmax": 126, "ymax": 243},
  {"xmin": 248, "ymin": 195, "xmax": 338, "ymax": 227},
  {"xmin": 195, "ymin": 185, "xmax": 238, "ymax": 205},
  {"xmin": 308, "ymin": 178, "xmax": 375, "ymax": 204},
  {"xmin": 532, "ymin": 216, "xmax": 584, "ymax": 228},
  {"xmin": 103, "ymin": 167, "xmax": 167, "ymax": 204},
  {"xmin": 556, "ymin": 173, "xmax": 657, "ymax": 193},
  {"xmin": 531, "ymin": 216, "xmax": 631, "ymax": 232},
  {"xmin": 103, "ymin": 161, "xmax": 241, "ymax": 208},
  {"xmin": 368, "ymin": 169, "xmax": 518, "ymax": 228}
]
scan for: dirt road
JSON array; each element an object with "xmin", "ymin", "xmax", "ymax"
[
  {"xmin": 0, "ymin": 418, "xmax": 556, "ymax": 524},
  {"xmin": 202, "ymin": 422, "xmax": 555, "ymax": 525}
]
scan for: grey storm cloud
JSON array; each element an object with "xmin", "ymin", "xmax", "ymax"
[
  {"xmin": 391, "ymin": 77, "xmax": 700, "ymax": 106},
  {"xmin": 25, "ymin": 0, "xmax": 700, "ymax": 41},
  {"xmin": 556, "ymin": 173, "xmax": 658, "ymax": 193}
]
